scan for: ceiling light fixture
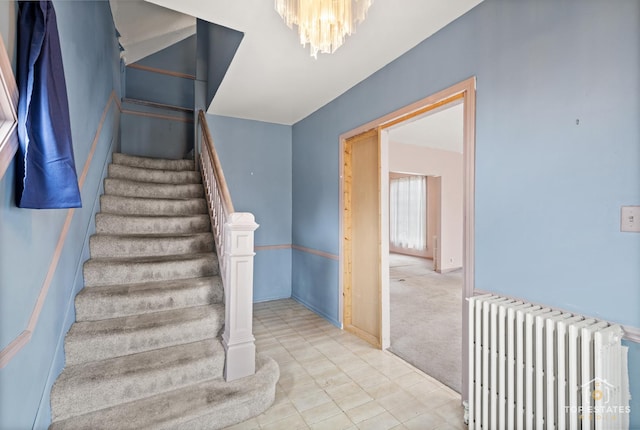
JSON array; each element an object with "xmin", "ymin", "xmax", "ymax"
[{"xmin": 275, "ymin": 0, "xmax": 373, "ymax": 59}]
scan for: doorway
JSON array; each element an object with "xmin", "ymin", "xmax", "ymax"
[
  {"xmin": 386, "ymin": 101, "xmax": 464, "ymax": 392},
  {"xmin": 340, "ymin": 77, "xmax": 476, "ymax": 401}
]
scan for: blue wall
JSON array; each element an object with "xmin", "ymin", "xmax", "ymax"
[
  {"xmin": 291, "ymin": 0, "xmax": 639, "ymax": 423},
  {"xmin": 122, "ymin": 36, "xmax": 197, "ymax": 159},
  {"xmin": 194, "ymin": 19, "xmax": 244, "ymax": 111},
  {"xmin": 624, "ymin": 340, "xmax": 640, "ymax": 427},
  {"xmin": 132, "ymin": 34, "xmax": 196, "ymax": 75},
  {"xmin": 125, "ymin": 35, "xmax": 195, "ymax": 109},
  {"xmin": 291, "ymin": 250, "xmax": 340, "ymax": 326},
  {"xmin": 120, "ymin": 101, "xmax": 193, "ymax": 159},
  {"xmin": 0, "ymin": 1, "xmax": 121, "ymax": 428},
  {"xmin": 207, "ymin": 114, "xmax": 292, "ymax": 302},
  {"xmin": 290, "ymin": 107, "xmax": 341, "ymax": 324}
]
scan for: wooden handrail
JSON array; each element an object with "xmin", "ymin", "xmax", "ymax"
[
  {"xmin": 198, "ymin": 110, "xmax": 234, "ymax": 214},
  {"xmin": 196, "ymin": 109, "xmax": 259, "ymax": 381}
]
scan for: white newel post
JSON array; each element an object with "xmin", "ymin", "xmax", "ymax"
[{"xmin": 222, "ymin": 212, "xmax": 259, "ymax": 381}]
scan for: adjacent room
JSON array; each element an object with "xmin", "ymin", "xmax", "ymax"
[{"xmin": 386, "ymin": 102, "xmax": 465, "ymax": 393}]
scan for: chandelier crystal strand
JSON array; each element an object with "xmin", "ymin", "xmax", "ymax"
[{"xmin": 275, "ymin": 0, "xmax": 373, "ymax": 58}]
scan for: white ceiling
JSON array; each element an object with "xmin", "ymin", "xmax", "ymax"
[
  {"xmin": 110, "ymin": 1, "xmax": 196, "ymax": 65},
  {"xmin": 143, "ymin": 0, "xmax": 483, "ymax": 125},
  {"xmin": 388, "ymin": 102, "xmax": 464, "ymax": 153}
]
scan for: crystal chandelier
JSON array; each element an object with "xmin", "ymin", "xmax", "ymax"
[{"xmin": 275, "ymin": 0, "xmax": 373, "ymax": 58}]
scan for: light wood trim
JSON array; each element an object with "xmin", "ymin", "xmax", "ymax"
[
  {"xmin": 460, "ymin": 77, "xmax": 476, "ymax": 404},
  {"xmin": 292, "ymin": 244, "xmax": 339, "ymax": 261},
  {"xmin": 0, "ymin": 33, "xmax": 18, "ymax": 180},
  {"xmin": 343, "ymin": 128, "xmax": 382, "ymax": 347},
  {"xmin": 26, "ymin": 208, "xmax": 76, "ymax": 332},
  {"xmin": 338, "ymin": 77, "xmax": 477, "ymax": 396},
  {"xmin": 123, "ymin": 97, "xmax": 193, "ymax": 114},
  {"xmin": 0, "ymin": 331, "xmax": 31, "ymax": 368},
  {"xmin": 0, "ymin": 91, "xmax": 118, "ymax": 368},
  {"xmin": 343, "ymin": 135, "xmax": 354, "ymax": 328},
  {"xmin": 121, "ymin": 109, "xmax": 193, "ymax": 123},
  {"xmin": 114, "ymin": 94, "xmax": 122, "ymax": 111},
  {"xmin": 78, "ymin": 92, "xmax": 118, "ymax": 188},
  {"xmin": 340, "ymin": 78, "xmax": 475, "ymax": 141},
  {"xmin": 198, "ymin": 110, "xmax": 234, "ymax": 213},
  {"xmin": 127, "ymin": 63, "xmax": 196, "ymax": 80},
  {"xmin": 343, "ymin": 323, "xmax": 381, "ymax": 348},
  {"xmin": 380, "ymin": 92, "xmax": 464, "ymax": 130},
  {"xmin": 376, "ymin": 127, "xmax": 383, "ymax": 346},
  {"xmin": 255, "ymin": 244, "xmax": 291, "ymax": 252},
  {"xmin": 462, "ymin": 77, "xmax": 476, "ymax": 304}
]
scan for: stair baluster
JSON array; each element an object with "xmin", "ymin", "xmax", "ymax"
[{"xmin": 198, "ymin": 110, "xmax": 259, "ymax": 381}]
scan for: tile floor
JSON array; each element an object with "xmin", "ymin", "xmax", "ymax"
[{"xmin": 226, "ymin": 299, "xmax": 466, "ymax": 430}]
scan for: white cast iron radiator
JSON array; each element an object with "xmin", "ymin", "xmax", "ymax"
[{"xmin": 468, "ymin": 294, "xmax": 630, "ymax": 430}]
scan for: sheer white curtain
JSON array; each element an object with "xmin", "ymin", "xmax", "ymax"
[{"xmin": 390, "ymin": 176, "xmax": 427, "ymax": 251}]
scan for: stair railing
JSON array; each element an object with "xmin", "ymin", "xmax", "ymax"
[{"xmin": 197, "ymin": 110, "xmax": 258, "ymax": 382}]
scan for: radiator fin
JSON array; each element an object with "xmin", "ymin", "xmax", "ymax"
[{"xmin": 468, "ymin": 295, "xmax": 630, "ymax": 430}]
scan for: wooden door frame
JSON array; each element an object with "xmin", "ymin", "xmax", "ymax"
[
  {"xmin": 342, "ymin": 129, "xmax": 382, "ymax": 347},
  {"xmin": 339, "ymin": 76, "xmax": 476, "ymax": 401}
]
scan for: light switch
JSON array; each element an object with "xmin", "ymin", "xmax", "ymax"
[{"xmin": 621, "ymin": 206, "xmax": 640, "ymax": 232}]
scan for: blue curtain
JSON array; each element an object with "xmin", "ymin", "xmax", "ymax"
[{"xmin": 16, "ymin": 0, "xmax": 81, "ymax": 209}]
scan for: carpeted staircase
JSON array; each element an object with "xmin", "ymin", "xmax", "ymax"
[{"xmin": 49, "ymin": 153, "xmax": 278, "ymax": 429}]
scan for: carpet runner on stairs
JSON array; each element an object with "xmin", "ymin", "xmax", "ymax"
[{"xmin": 49, "ymin": 153, "xmax": 278, "ymax": 430}]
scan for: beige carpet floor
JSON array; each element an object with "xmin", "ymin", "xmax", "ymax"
[{"xmin": 388, "ymin": 253, "xmax": 463, "ymax": 393}]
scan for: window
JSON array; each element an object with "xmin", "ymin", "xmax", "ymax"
[
  {"xmin": 0, "ymin": 33, "xmax": 18, "ymax": 180},
  {"xmin": 390, "ymin": 175, "xmax": 427, "ymax": 251}
]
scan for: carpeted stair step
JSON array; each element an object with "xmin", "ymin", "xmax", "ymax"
[
  {"xmin": 89, "ymin": 233, "xmax": 214, "ymax": 259},
  {"xmin": 49, "ymin": 152, "xmax": 280, "ymax": 430},
  {"xmin": 75, "ymin": 277, "xmax": 223, "ymax": 321},
  {"xmin": 51, "ymin": 339, "xmax": 225, "ymax": 422},
  {"xmin": 108, "ymin": 163, "xmax": 201, "ymax": 184},
  {"xmin": 50, "ymin": 355, "xmax": 279, "ymax": 430},
  {"xmin": 113, "ymin": 153, "xmax": 195, "ymax": 171},
  {"xmin": 104, "ymin": 178, "xmax": 204, "ymax": 199},
  {"xmin": 83, "ymin": 253, "xmax": 218, "ymax": 287},
  {"xmin": 99, "ymin": 195, "xmax": 208, "ymax": 216},
  {"xmin": 95, "ymin": 213, "xmax": 210, "ymax": 235},
  {"xmin": 64, "ymin": 304, "xmax": 224, "ymax": 366}
]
